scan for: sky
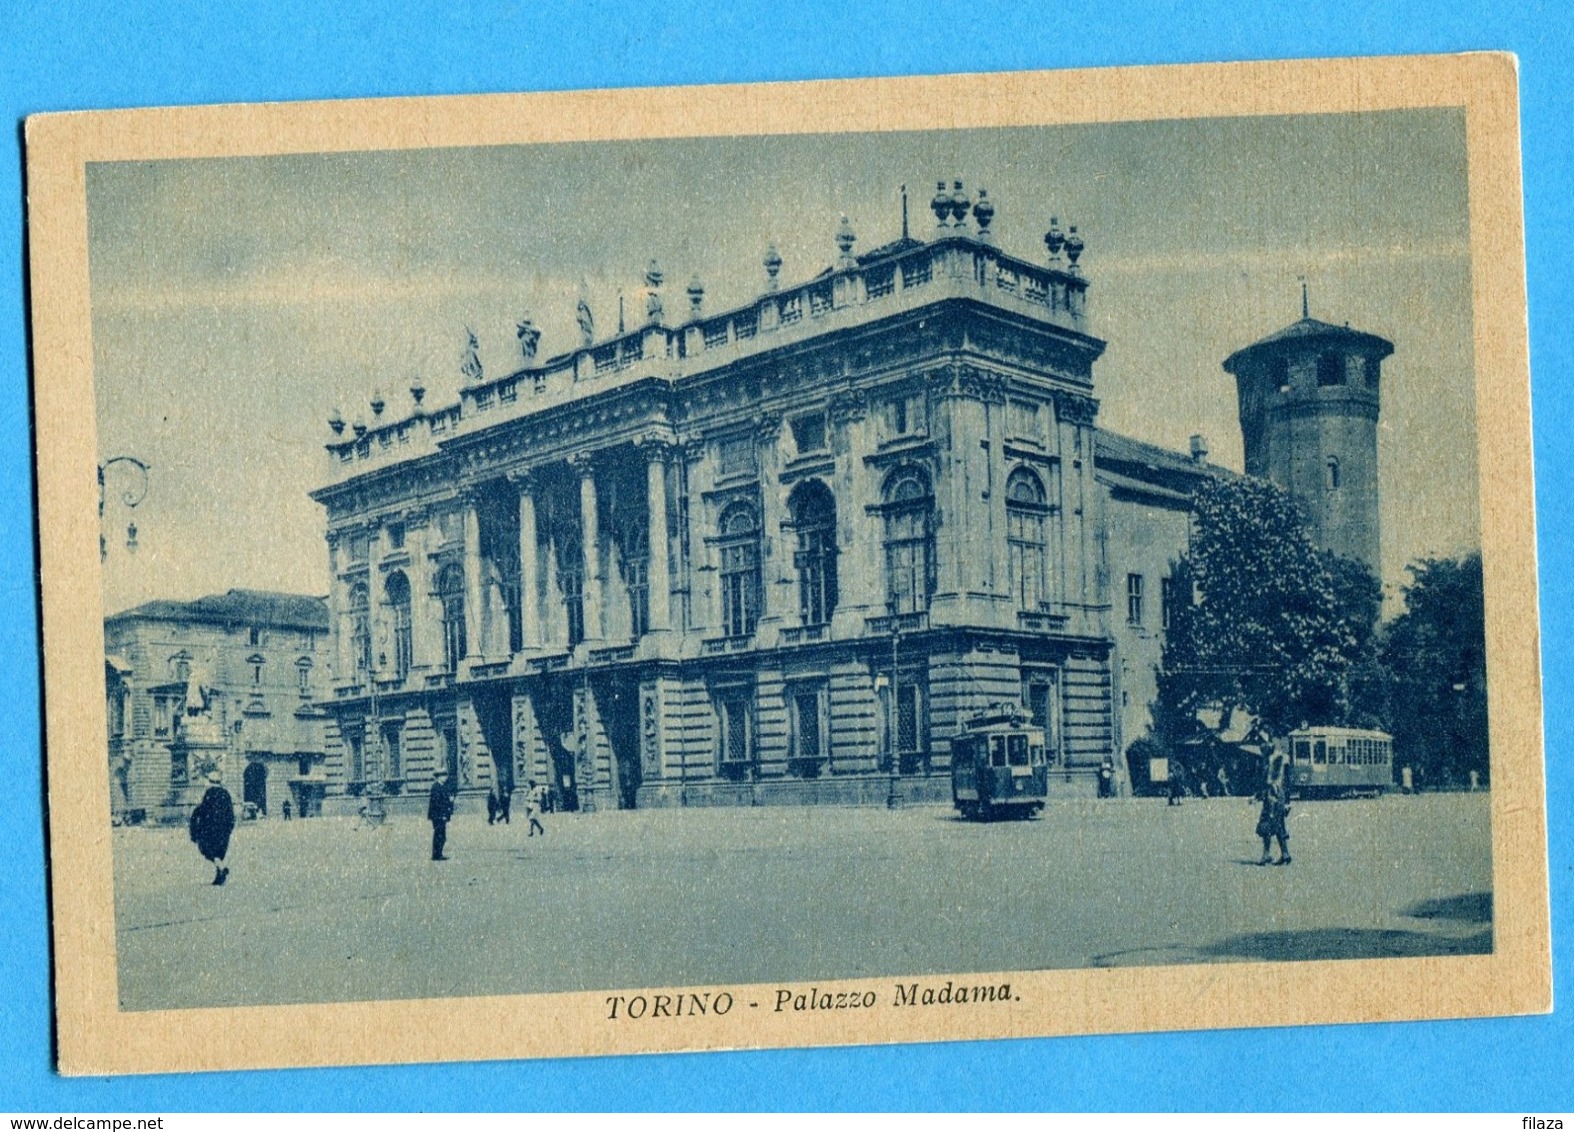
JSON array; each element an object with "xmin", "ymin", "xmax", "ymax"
[{"xmin": 88, "ymin": 107, "xmax": 1477, "ymax": 615}]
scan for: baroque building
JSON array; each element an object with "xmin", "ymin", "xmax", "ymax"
[
  {"xmin": 310, "ymin": 186, "xmax": 1379, "ymax": 811},
  {"xmin": 104, "ymin": 589, "xmax": 334, "ymax": 823}
]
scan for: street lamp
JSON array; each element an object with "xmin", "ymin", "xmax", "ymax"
[
  {"xmin": 98, "ymin": 455, "xmax": 150, "ymax": 561},
  {"xmin": 886, "ymin": 625, "xmax": 901, "ymax": 810},
  {"xmin": 364, "ymin": 651, "xmax": 388, "ymax": 824}
]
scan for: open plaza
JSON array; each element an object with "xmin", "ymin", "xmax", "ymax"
[{"xmin": 112, "ymin": 791, "xmax": 1492, "ymax": 1012}]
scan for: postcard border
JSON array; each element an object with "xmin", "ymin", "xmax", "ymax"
[{"xmin": 25, "ymin": 52, "xmax": 1548, "ymax": 1075}]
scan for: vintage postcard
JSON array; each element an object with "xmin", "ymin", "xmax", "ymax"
[{"xmin": 27, "ymin": 54, "xmax": 1547, "ymax": 1075}]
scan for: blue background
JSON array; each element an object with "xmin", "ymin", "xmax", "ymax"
[{"xmin": 2, "ymin": 1, "xmax": 1568, "ymax": 1111}]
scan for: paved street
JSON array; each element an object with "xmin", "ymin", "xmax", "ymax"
[{"xmin": 112, "ymin": 792, "xmax": 1493, "ymax": 1011}]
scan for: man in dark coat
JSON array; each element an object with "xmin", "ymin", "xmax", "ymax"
[
  {"xmin": 188, "ymin": 771, "xmax": 235, "ymax": 885},
  {"xmin": 428, "ymin": 769, "xmax": 455, "ymax": 860}
]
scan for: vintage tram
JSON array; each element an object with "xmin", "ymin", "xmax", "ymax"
[
  {"xmin": 1285, "ymin": 726, "xmax": 1394, "ymax": 797},
  {"xmin": 950, "ymin": 705, "xmax": 1049, "ymax": 820}
]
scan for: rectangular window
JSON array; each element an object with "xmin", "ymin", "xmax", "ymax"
[
  {"xmin": 718, "ymin": 435, "xmax": 756, "ymax": 477},
  {"xmin": 789, "ymin": 684, "xmax": 828, "ymax": 775},
  {"xmin": 1022, "ymin": 672, "xmax": 1059, "ymax": 764},
  {"xmin": 716, "ymin": 693, "xmax": 753, "ymax": 766},
  {"xmin": 885, "ymin": 392, "xmax": 927, "ymax": 439},
  {"xmin": 347, "ymin": 732, "xmax": 364, "ymax": 783},
  {"xmin": 153, "ymin": 694, "xmax": 174, "ymax": 739},
  {"xmin": 1127, "ymin": 573, "xmax": 1145, "ymax": 626},
  {"xmin": 1160, "ymin": 576, "xmax": 1177, "ymax": 631},
  {"xmin": 387, "ymin": 522, "xmax": 405, "ymax": 550},
  {"xmin": 381, "ymin": 722, "xmax": 403, "ymax": 781},
  {"xmin": 1009, "ymin": 399, "xmax": 1041, "ymax": 439},
  {"xmin": 790, "ymin": 413, "xmax": 827, "ymax": 454},
  {"xmin": 107, "ymin": 691, "xmax": 125, "ymax": 739},
  {"xmin": 1318, "ymin": 353, "xmax": 1346, "ymax": 386},
  {"xmin": 892, "ymin": 678, "xmax": 926, "ymax": 755}
]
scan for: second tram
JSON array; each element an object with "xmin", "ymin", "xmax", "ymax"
[{"xmin": 1285, "ymin": 726, "xmax": 1394, "ymax": 797}]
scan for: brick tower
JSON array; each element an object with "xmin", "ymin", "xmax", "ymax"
[{"xmin": 1222, "ymin": 291, "xmax": 1393, "ymax": 578}]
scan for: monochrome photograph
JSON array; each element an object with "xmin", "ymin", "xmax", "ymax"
[{"xmin": 27, "ymin": 55, "xmax": 1547, "ymax": 1073}]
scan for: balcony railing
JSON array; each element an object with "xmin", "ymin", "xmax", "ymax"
[
  {"xmin": 701, "ymin": 634, "xmax": 756, "ymax": 656},
  {"xmin": 325, "ymin": 235, "xmax": 1089, "ymax": 478},
  {"xmin": 779, "ymin": 624, "xmax": 829, "ymax": 646},
  {"xmin": 866, "ymin": 610, "xmax": 930, "ymax": 635}
]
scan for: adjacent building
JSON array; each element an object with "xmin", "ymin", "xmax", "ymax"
[{"xmin": 104, "ymin": 589, "xmax": 335, "ymax": 823}]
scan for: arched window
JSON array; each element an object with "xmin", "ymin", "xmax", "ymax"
[
  {"xmin": 348, "ymin": 582, "xmax": 372, "ymax": 679},
  {"xmin": 437, "ymin": 564, "xmax": 467, "ymax": 671},
  {"xmin": 1326, "ymin": 456, "xmax": 1341, "ymax": 491},
  {"xmin": 790, "ymin": 481, "xmax": 838, "ymax": 627},
  {"xmin": 1317, "ymin": 352, "xmax": 1345, "ymax": 386},
  {"xmin": 557, "ymin": 532, "xmax": 585, "ymax": 647},
  {"xmin": 1006, "ymin": 468, "xmax": 1049, "ymax": 611},
  {"xmin": 385, "ymin": 571, "xmax": 412, "ymax": 680},
  {"xmin": 882, "ymin": 467, "xmax": 935, "ymax": 615},
  {"xmin": 718, "ymin": 501, "xmax": 761, "ymax": 637},
  {"xmin": 622, "ymin": 519, "xmax": 650, "ymax": 639}
]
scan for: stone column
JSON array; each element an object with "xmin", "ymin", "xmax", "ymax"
[
  {"xmin": 640, "ymin": 440, "xmax": 671, "ymax": 633},
  {"xmin": 405, "ymin": 509, "xmax": 437, "ymax": 672},
  {"xmin": 571, "ymin": 454, "xmax": 603, "ymax": 642},
  {"xmin": 512, "ymin": 473, "xmax": 540, "ymax": 650},
  {"xmin": 462, "ymin": 496, "xmax": 484, "ymax": 662},
  {"xmin": 325, "ymin": 534, "xmax": 345, "ymax": 679}
]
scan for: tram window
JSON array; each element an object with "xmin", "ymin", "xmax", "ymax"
[
  {"xmin": 1313, "ymin": 741, "xmax": 1327, "ymax": 765},
  {"xmin": 1030, "ymin": 743, "xmax": 1044, "ymax": 766},
  {"xmin": 990, "ymin": 736, "xmax": 1007, "ymax": 768},
  {"xmin": 1294, "ymin": 741, "xmax": 1310, "ymax": 763},
  {"xmin": 1008, "ymin": 734, "xmax": 1029, "ymax": 766}
]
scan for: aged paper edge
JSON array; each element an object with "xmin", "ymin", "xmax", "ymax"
[{"xmin": 24, "ymin": 52, "xmax": 1548, "ymax": 1076}]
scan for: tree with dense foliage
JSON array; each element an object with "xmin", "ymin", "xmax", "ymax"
[
  {"xmin": 1152, "ymin": 476, "xmax": 1379, "ymax": 746},
  {"xmin": 1381, "ymin": 552, "xmax": 1488, "ymax": 788}
]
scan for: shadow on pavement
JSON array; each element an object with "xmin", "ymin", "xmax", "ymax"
[
  {"xmin": 1198, "ymin": 926, "xmax": 1493, "ymax": 962},
  {"xmin": 1404, "ymin": 891, "xmax": 1492, "ymax": 923}
]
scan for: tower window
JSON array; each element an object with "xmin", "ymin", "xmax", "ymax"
[
  {"xmin": 1317, "ymin": 352, "xmax": 1346, "ymax": 386},
  {"xmin": 1272, "ymin": 356, "xmax": 1290, "ymax": 393},
  {"xmin": 1327, "ymin": 456, "xmax": 1341, "ymax": 491}
]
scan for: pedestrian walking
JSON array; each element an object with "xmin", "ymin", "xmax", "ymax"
[
  {"xmin": 281, "ymin": 798, "xmax": 292, "ymax": 821},
  {"xmin": 428, "ymin": 770, "xmax": 455, "ymax": 860},
  {"xmin": 525, "ymin": 779, "xmax": 546, "ymax": 837},
  {"xmin": 1256, "ymin": 749, "xmax": 1292, "ymax": 866},
  {"xmin": 486, "ymin": 788, "xmax": 499, "ymax": 826},
  {"xmin": 497, "ymin": 785, "xmax": 512, "ymax": 824},
  {"xmin": 188, "ymin": 771, "xmax": 235, "ymax": 886},
  {"xmin": 1098, "ymin": 755, "xmax": 1115, "ymax": 798}
]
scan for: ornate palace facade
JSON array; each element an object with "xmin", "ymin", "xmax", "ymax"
[{"xmin": 310, "ymin": 190, "xmax": 1234, "ymax": 811}]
